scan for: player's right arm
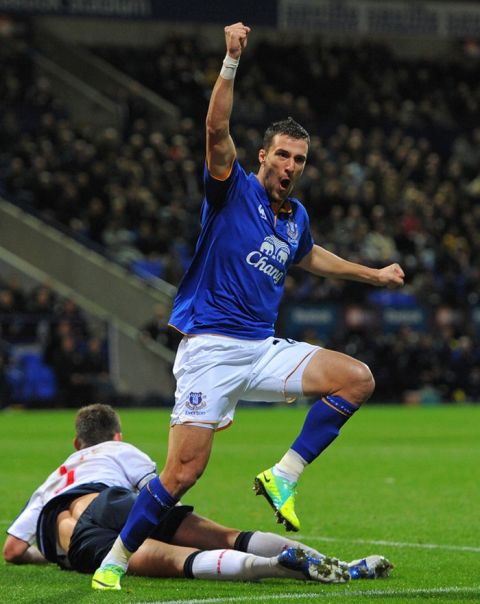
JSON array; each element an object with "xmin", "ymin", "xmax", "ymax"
[
  {"xmin": 205, "ymin": 23, "xmax": 250, "ymax": 179},
  {"xmin": 3, "ymin": 485, "xmax": 47, "ymax": 565}
]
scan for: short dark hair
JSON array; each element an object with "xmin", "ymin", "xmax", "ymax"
[
  {"xmin": 75, "ymin": 404, "xmax": 121, "ymax": 448},
  {"xmin": 263, "ymin": 117, "xmax": 310, "ymax": 150}
]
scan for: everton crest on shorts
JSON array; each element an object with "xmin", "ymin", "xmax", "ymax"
[{"xmin": 186, "ymin": 392, "xmax": 207, "ymax": 415}]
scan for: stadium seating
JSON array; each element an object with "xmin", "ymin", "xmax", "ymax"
[
  {"xmin": 1, "ymin": 29, "xmax": 479, "ymax": 404},
  {"xmin": 5, "ymin": 350, "xmax": 57, "ymax": 403}
]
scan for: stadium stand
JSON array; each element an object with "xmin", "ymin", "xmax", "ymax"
[
  {"xmin": 1, "ymin": 24, "xmax": 479, "ymax": 404},
  {"xmin": 0, "ymin": 272, "xmax": 112, "ymax": 408}
]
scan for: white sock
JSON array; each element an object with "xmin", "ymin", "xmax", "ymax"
[
  {"xmin": 273, "ymin": 449, "xmax": 308, "ymax": 482},
  {"xmin": 99, "ymin": 536, "xmax": 132, "ymax": 571},
  {"xmin": 246, "ymin": 531, "xmax": 325, "ymax": 560},
  {"xmin": 191, "ymin": 549, "xmax": 298, "ymax": 581}
]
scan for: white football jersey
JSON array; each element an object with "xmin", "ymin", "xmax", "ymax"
[{"xmin": 7, "ymin": 440, "xmax": 156, "ymax": 545}]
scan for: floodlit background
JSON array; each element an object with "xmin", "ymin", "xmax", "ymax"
[
  {"xmin": 1, "ymin": 1, "xmax": 480, "ymax": 409},
  {"xmin": 0, "ymin": 2, "xmax": 479, "ymax": 602}
]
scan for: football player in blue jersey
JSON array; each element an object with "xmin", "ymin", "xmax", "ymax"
[{"xmin": 93, "ymin": 22, "xmax": 404, "ymax": 590}]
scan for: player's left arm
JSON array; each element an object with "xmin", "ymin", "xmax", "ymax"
[
  {"xmin": 298, "ymin": 244, "xmax": 405, "ymax": 288},
  {"xmin": 3, "ymin": 534, "xmax": 47, "ymax": 564}
]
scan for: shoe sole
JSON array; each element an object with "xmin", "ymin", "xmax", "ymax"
[
  {"xmin": 279, "ymin": 549, "xmax": 350, "ymax": 584},
  {"xmin": 348, "ymin": 556, "xmax": 394, "ymax": 580},
  {"xmin": 311, "ymin": 557, "xmax": 351, "ymax": 584},
  {"xmin": 253, "ymin": 476, "xmax": 299, "ymax": 532},
  {"xmin": 373, "ymin": 558, "xmax": 394, "ymax": 578}
]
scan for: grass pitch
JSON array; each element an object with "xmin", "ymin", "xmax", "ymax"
[{"xmin": 1, "ymin": 404, "xmax": 479, "ymax": 603}]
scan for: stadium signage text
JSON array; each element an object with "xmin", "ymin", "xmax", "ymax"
[
  {"xmin": 279, "ymin": 0, "xmax": 480, "ymax": 37},
  {"xmin": 0, "ymin": 0, "xmax": 152, "ymax": 17}
]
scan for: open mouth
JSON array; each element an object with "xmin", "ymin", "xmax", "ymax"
[{"xmin": 280, "ymin": 178, "xmax": 290, "ymax": 190}]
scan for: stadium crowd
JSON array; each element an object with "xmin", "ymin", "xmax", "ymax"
[
  {"xmin": 0, "ymin": 272, "xmax": 111, "ymax": 408},
  {"xmin": 1, "ymin": 29, "xmax": 479, "ymax": 404}
]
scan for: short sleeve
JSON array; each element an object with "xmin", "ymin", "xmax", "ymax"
[
  {"xmin": 203, "ymin": 160, "xmax": 242, "ymax": 209},
  {"xmin": 113, "ymin": 444, "xmax": 157, "ymax": 490},
  {"xmin": 7, "ymin": 489, "xmax": 44, "ymax": 544}
]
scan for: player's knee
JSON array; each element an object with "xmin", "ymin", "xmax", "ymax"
[{"xmin": 351, "ymin": 362, "xmax": 375, "ymax": 403}]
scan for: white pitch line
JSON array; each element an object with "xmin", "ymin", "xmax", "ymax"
[
  {"xmin": 139, "ymin": 586, "xmax": 480, "ymax": 604},
  {"xmin": 300, "ymin": 534, "xmax": 480, "ymax": 553}
]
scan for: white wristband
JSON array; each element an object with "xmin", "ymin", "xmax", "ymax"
[{"xmin": 220, "ymin": 53, "xmax": 239, "ymax": 80}]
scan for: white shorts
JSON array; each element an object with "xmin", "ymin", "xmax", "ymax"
[{"xmin": 171, "ymin": 334, "xmax": 320, "ymax": 430}]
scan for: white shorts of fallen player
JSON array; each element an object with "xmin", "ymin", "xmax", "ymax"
[{"xmin": 171, "ymin": 334, "xmax": 320, "ymax": 430}]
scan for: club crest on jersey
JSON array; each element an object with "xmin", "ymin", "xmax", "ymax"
[
  {"xmin": 287, "ymin": 219, "xmax": 298, "ymax": 242},
  {"xmin": 257, "ymin": 204, "xmax": 267, "ymax": 221},
  {"xmin": 186, "ymin": 392, "xmax": 207, "ymax": 414}
]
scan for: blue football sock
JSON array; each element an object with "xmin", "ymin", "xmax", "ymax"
[
  {"xmin": 120, "ymin": 476, "xmax": 178, "ymax": 552},
  {"xmin": 291, "ymin": 395, "xmax": 358, "ymax": 463}
]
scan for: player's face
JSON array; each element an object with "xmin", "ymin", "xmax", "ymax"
[{"xmin": 258, "ymin": 134, "xmax": 308, "ymax": 204}]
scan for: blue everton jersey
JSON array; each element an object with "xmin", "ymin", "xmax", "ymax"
[{"xmin": 169, "ymin": 160, "xmax": 314, "ymax": 339}]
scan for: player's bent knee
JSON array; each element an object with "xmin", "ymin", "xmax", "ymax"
[{"xmin": 352, "ymin": 362, "xmax": 375, "ymax": 403}]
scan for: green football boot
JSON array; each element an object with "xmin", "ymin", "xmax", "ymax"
[
  {"xmin": 91, "ymin": 564, "xmax": 125, "ymax": 590},
  {"xmin": 253, "ymin": 467, "xmax": 300, "ymax": 532}
]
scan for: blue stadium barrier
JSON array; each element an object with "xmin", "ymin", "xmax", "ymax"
[{"xmin": 131, "ymin": 258, "xmax": 165, "ymax": 280}]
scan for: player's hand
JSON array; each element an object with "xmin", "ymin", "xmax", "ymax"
[
  {"xmin": 224, "ymin": 22, "xmax": 251, "ymax": 60},
  {"xmin": 377, "ymin": 263, "xmax": 405, "ymax": 288}
]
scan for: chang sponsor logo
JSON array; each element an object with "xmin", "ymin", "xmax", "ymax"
[
  {"xmin": 259, "ymin": 235, "xmax": 290, "ymax": 263},
  {"xmin": 246, "ymin": 235, "xmax": 291, "ymax": 284}
]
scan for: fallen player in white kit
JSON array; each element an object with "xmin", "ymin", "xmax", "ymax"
[{"xmin": 4, "ymin": 404, "xmax": 393, "ymax": 587}]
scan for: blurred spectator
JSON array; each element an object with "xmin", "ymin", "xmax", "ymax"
[
  {"xmin": 55, "ymin": 298, "xmax": 89, "ymax": 339},
  {"xmin": 0, "ymin": 350, "xmax": 12, "ymax": 408},
  {"xmin": 43, "ymin": 319, "xmax": 74, "ymax": 366},
  {"xmin": 3, "ymin": 273, "xmax": 26, "ymax": 311},
  {"xmin": 0, "ymin": 287, "xmax": 31, "ymax": 341},
  {"xmin": 79, "ymin": 336, "xmax": 113, "ymax": 403},
  {"xmin": 138, "ymin": 303, "xmax": 179, "ymax": 352},
  {"xmin": 50, "ymin": 334, "xmax": 90, "ymax": 407},
  {"xmin": 27, "ymin": 284, "xmax": 56, "ymax": 315}
]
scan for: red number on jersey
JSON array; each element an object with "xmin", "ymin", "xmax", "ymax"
[{"xmin": 54, "ymin": 464, "xmax": 75, "ymax": 494}]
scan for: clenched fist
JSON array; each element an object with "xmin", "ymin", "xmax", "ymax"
[
  {"xmin": 377, "ymin": 263, "xmax": 405, "ymax": 289},
  {"xmin": 224, "ymin": 22, "xmax": 251, "ymax": 60}
]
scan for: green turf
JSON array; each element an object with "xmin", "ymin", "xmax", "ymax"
[{"xmin": 1, "ymin": 404, "xmax": 479, "ymax": 603}]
